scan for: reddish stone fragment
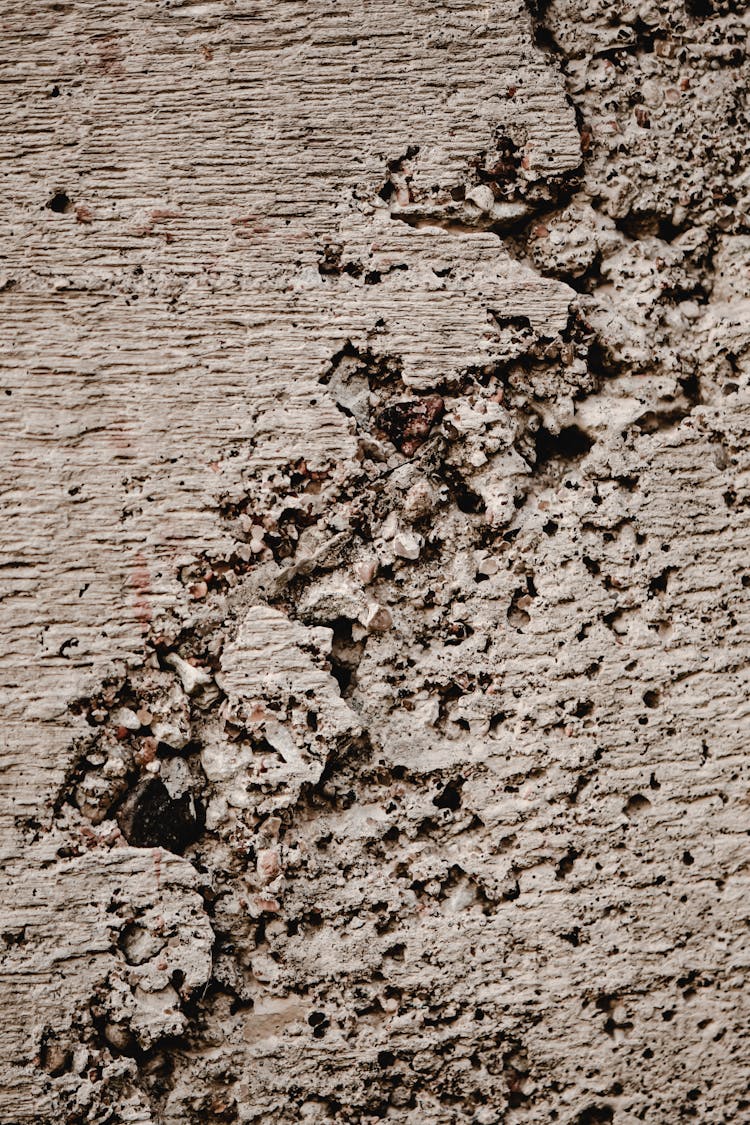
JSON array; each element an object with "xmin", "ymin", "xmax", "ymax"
[{"xmin": 376, "ymin": 395, "xmax": 444, "ymax": 455}]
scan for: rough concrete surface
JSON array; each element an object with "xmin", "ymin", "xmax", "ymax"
[{"xmin": 2, "ymin": 0, "xmax": 750, "ymax": 1121}]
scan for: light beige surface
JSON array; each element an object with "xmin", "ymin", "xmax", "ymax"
[{"xmin": 2, "ymin": 0, "xmax": 750, "ymax": 1121}]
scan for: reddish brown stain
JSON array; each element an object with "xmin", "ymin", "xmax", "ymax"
[{"xmin": 90, "ymin": 33, "xmax": 125, "ymax": 77}]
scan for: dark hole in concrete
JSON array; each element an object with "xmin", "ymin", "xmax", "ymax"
[
  {"xmin": 116, "ymin": 777, "xmax": 200, "ymax": 854},
  {"xmin": 555, "ymin": 848, "xmax": 580, "ymax": 880},
  {"xmin": 535, "ymin": 424, "xmax": 593, "ymax": 466},
  {"xmin": 685, "ymin": 0, "xmax": 714, "ymax": 17},
  {"xmin": 433, "ymin": 779, "xmax": 463, "ymax": 811},
  {"xmin": 624, "ymin": 793, "xmax": 651, "ymax": 819},
  {"xmin": 47, "ymin": 192, "xmax": 71, "ymax": 213},
  {"xmin": 576, "ymin": 1105, "xmax": 614, "ymax": 1124}
]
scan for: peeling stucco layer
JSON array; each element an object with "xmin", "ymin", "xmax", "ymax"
[{"xmin": 2, "ymin": 1, "xmax": 750, "ymax": 1122}]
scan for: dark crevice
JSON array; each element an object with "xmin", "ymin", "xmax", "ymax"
[
  {"xmin": 535, "ymin": 424, "xmax": 594, "ymax": 466},
  {"xmin": 47, "ymin": 191, "xmax": 72, "ymax": 213}
]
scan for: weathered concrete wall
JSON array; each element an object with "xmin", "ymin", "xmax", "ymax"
[{"xmin": 2, "ymin": 0, "xmax": 750, "ymax": 1121}]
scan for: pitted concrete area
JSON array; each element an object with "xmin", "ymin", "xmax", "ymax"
[{"xmin": 1, "ymin": 1, "xmax": 750, "ymax": 1121}]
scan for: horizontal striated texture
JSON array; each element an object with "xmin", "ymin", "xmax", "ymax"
[{"xmin": 2, "ymin": 0, "xmax": 750, "ymax": 1122}]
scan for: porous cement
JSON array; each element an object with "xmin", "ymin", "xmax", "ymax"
[{"xmin": 1, "ymin": 1, "xmax": 750, "ymax": 1121}]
